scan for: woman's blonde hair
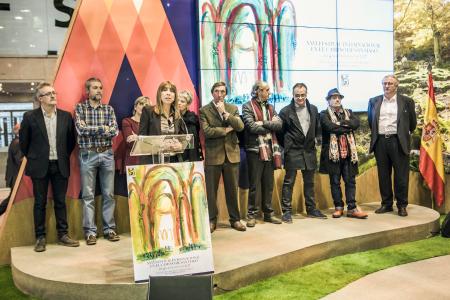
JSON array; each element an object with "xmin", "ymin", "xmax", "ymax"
[
  {"xmin": 178, "ymin": 90, "xmax": 193, "ymax": 106},
  {"xmin": 133, "ymin": 96, "xmax": 150, "ymax": 115}
]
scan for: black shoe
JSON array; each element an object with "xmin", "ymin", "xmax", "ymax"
[
  {"xmin": 398, "ymin": 207, "xmax": 408, "ymax": 217},
  {"xmin": 58, "ymin": 234, "xmax": 80, "ymax": 247},
  {"xmin": 210, "ymin": 222, "xmax": 217, "ymax": 233},
  {"xmin": 246, "ymin": 218, "xmax": 256, "ymax": 228},
  {"xmin": 104, "ymin": 230, "xmax": 120, "ymax": 242},
  {"xmin": 263, "ymin": 215, "xmax": 282, "ymax": 224},
  {"xmin": 34, "ymin": 237, "xmax": 46, "ymax": 252},
  {"xmin": 307, "ymin": 209, "xmax": 327, "ymax": 219},
  {"xmin": 375, "ymin": 205, "xmax": 393, "ymax": 214},
  {"xmin": 281, "ymin": 212, "xmax": 292, "ymax": 224}
]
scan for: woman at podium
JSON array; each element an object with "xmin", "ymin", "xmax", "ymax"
[{"xmin": 139, "ymin": 81, "xmax": 186, "ymax": 164}]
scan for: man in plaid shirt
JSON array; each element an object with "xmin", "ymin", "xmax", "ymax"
[{"xmin": 75, "ymin": 77, "xmax": 119, "ymax": 245}]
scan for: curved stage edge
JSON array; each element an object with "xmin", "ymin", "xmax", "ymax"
[{"xmin": 11, "ymin": 203, "xmax": 440, "ymax": 300}]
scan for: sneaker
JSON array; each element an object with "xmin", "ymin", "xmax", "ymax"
[
  {"xmin": 281, "ymin": 212, "xmax": 293, "ymax": 224},
  {"xmin": 34, "ymin": 237, "xmax": 46, "ymax": 252},
  {"xmin": 307, "ymin": 209, "xmax": 327, "ymax": 219},
  {"xmin": 86, "ymin": 234, "xmax": 97, "ymax": 245},
  {"xmin": 58, "ymin": 234, "xmax": 80, "ymax": 247},
  {"xmin": 104, "ymin": 230, "xmax": 120, "ymax": 242},
  {"xmin": 246, "ymin": 218, "xmax": 256, "ymax": 228}
]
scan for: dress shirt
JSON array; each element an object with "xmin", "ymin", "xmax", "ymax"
[
  {"xmin": 379, "ymin": 94, "xmax": 397, "ymax": 134},
  {"xmin": 295, "ymin": 102, "xmax": 310, "ymax": 134},
  {"xmin": 42, "ymin": 107, "xmax": 58, "ymax": 160}
]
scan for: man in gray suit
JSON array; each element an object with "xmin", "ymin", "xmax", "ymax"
[
  {"xmin": 368, "ymin": 75, "xmax": 417, "ymax": 217},
  {"xmin": 199, "ymin": 81, "xmax": 246, "ymax": 233}
]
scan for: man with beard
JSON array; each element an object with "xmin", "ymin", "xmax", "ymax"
[{"xmin": 75, "ymin": 78, "xmax": 119, "ymax": 245}]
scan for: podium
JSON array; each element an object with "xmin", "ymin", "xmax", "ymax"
[
  {"xmin": 125, "ymin": 133, "xmax": 214, "ymax": 290},
  {"xmin": 130, "ymin": 133, "xmax": 194, "ymax": 163}
]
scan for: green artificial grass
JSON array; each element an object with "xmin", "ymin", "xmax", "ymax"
[
  {"xmin": 1, "ymin": 217, "xmax": 448, "ymax": 300},
  {"xmin": 0, "ymin": 266, "xmax": 37, "ymax": 300},
  {"xmin": 215, "ymin": 215, "xmax": 450, "ymax": 300}
]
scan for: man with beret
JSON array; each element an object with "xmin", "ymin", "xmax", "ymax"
[{"xmin": 319, "ymin": 88, "xmax": 368, "ymax": 219}]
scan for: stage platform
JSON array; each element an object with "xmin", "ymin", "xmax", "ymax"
[{"xmin": 11, "ymin": 203, "xmax": 440, "ymax": 300}]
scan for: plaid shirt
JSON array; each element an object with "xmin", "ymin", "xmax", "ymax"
[{"xmin": 74, "ymin": 100, "xmax": 118, "ymax": 149}]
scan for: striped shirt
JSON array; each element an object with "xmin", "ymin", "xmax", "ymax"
[{"xmin": 74, "ymin": 100, "xmax": 118, "ymax": 149}]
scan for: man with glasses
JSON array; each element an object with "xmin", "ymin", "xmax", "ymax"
[
  {"xmin": 277, "ymin": 83, "xmax": 327, "ymax": 223},
  {"xmin": 75, "ymin": 78, "xmax": 119, "ymax": 245},
  {"xmin": 368, "ymin": 75, "xmax": 417, "ymax": 217},
  {"xmin": 19, "ymin": 82, "xmax": 79, "ymax": 252}
]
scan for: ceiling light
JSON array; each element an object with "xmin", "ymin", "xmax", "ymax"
[
  {"xmin": 20, "ymin": 9, "xmax": 30, "ymax": 13},
  {"xmin": 0, "ymin": 26, "xmax": 4, "ymax": 29},
  {"xmin": 14, "ymin": 16, "xmax": 23, "ymax": 20}
]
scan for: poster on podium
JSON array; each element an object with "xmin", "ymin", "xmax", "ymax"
[{"xmin": 126, "ymin": 161, "xmax": 214, "ymax": 282}]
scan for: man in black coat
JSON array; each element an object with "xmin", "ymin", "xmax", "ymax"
[
  {"xmin": 20, "ymin": 82, "xmax": 79, "ymax": 252},
  {"xmin": 368, "ymin": 75, "xmax": 417, "ymax": 217},
  {"xmin": 319, "ymin": 88, "xmax": 367, "ymax": 219},
  {"xmin": 0, "ymin": 123, "xmax": 23, "ymax": 216},
  {"xmin": 278, "ymin": 83, "xmax": 327, "ymax": 223}
]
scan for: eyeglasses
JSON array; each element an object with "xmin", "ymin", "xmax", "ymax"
[
  {"xmin": 294, "ymin": 93, "xmax": 307, "ymax": 99},
  {"xmin": 39, "ymin": 91, "xmax": 57, "ymax": 97},
  {"xmin": 382, "ymin": 82, "xmax": 395, "ymax": 86}
]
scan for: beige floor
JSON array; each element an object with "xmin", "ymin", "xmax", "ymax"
[
  {"xmin": 10, "ymin": 203, "xmax": 441, "ymax": 300},
  {"xmin": 323, "ymin": 255, "xmax": 450, "ymax": 300}
]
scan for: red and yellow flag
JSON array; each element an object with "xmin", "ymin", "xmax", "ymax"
[{"xmin": 419, "ymin": 70, "xmax": 445, "ymax": 206}]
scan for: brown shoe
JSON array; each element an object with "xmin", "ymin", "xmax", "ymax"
[
  {"xmin": 231, "ymin": 221, "xmax": 246, "ymax": 232},
  {"xmin": 246, "ymin": 218, "xmax": 256, "ymax": 228},
  {"xmin": 34, "ymin": 237, "xmax": 46, "ymax": 252},
  {"xmin": 263, "ymin": 214, "xmax": 282, "ymax": 224},
  {"xmin": 104, "ymin": 230, "xmax": 120, "ymax": 242},
  {"xmin": 58, "ymin": 234, "xmax": 80, "ymax": 247},
  {"xmin": 332, "ymin": 208, "xmax": 344, "ymax": 218},
  {"xmin": 210, "ymin": 222, "xmax": 217, "ymax": 233},
  {"xmin": 347, "ymin": 208, "xmax": 368, "ymax": 219}
]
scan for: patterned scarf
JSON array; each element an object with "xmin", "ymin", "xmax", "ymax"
[
  {"xmin": 250, "ymin": 99, "xmax": 282, "ymax": 169},
  {"xmin": 327, "ymin": 107, "xmax": 358, "ymax": 164}
]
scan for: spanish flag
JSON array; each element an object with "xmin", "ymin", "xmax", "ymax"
[{"xmin": 419, "ymin": 68, "xmax": 445, "ymax": 206}]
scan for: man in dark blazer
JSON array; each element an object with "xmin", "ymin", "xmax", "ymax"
[
  {"xmin": 278, "ymin": 83, "xmax": 327, "ymax": 223},
  {"xmin": 199, "ymin": 81, "xmax": 246, "ymax": 233},
  {"xmin": 20, "ymin": 82, "xmax": 79, "ymax": 252},
  {"xmin": 368, "ymin": 75, "xmax": 417, "ymax": 217}
]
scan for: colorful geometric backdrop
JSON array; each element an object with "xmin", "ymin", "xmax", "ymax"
[{"xmin": 15, "ymin": 0, "xmax": 199, "ymax": 201}]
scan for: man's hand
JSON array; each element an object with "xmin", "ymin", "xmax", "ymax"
[
  {"xmin": 255, "ymin": 121, "xmax": 263, "ymax": 126},
  {"xmin": 216, "ymin": 101, "xmax": 226, "ymax": 114},
  {"xmin": 271, "ymin": 115, "xmax": 281, "ymax": 122},
  {"xmin": 225, "ymin": 126, "xmax": 233, "ymax": 134}
]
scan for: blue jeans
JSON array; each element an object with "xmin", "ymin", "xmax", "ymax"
[{"xmin": 79, "ymin": 149, "xmax": 116, "ymax": 237}]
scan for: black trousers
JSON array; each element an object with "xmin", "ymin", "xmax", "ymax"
[
  {"xmin": 329, "ymin": 159, "xmax": 357, "ymax": 210},
  {"xmin": 281, "ymin": 169, "xmax": 316, "ymax": 214},
  {"xmin": 246, "ymin": 152, "xmax": 274, "ymax": 218},
  {"xmin": 374, "ymin": 135, "xmax": 410, "ymax": 208},
  {"xmin": 32, "ymin": 161, "xmax": 69, "ymax": 239},
  {"xmin": 205, "ymin": 160, "xmax": 240, "ymax": 223}
]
